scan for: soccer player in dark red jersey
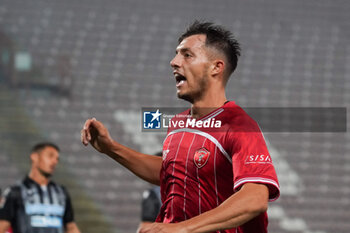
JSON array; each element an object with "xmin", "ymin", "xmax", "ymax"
[{"xmin": 81, "ymin": 21, "xmax": 280, "ymax": 233}]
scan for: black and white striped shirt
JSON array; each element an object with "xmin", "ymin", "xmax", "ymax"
[{"xmin": 0, "ymin": 176, "xmax": 74, "ymax": 233}]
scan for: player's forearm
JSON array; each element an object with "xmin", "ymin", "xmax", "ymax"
[
  {"xmin": 186, "ymin": 211, "xmax": 260, "ymax": 233},
  {"xmin": 182, "ymin": 183, "xmax": 269, "ymax": 233},
  {"xmin": 105, "ymin": 140, "xmax": 162, "ymax": 185}
]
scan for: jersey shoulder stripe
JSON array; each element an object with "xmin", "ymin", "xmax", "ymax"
[{"xmin": 234, "ymin": 177, "xmax": 280, "ymax": 201}]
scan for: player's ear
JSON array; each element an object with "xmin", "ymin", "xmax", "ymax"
[
  {"xmin": 210, "ymin": 59, "xmax": 225, "ymax": 78},
  {"xmin": 30, "ymin": 152, "xmax": 39, "ymax": 163}
]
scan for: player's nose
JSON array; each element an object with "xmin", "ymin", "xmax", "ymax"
[
  {"xmin": 170, "ymin": 54, "xmax": 181, "ymax": 69},
  {"xmin": 52, "ymin": 157, "xmax": 59, "ymax": 166}
]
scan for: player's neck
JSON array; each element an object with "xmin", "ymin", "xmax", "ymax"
[
  {"xmin": 190, "ymin": 91, "xmax": 227, "ymax": 119},
  {"xmin": 29, "ymin": 169, "xmax": 50, "ymax": 186}
]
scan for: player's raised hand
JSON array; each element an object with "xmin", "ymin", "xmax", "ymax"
[{"xmin": 81, "ymin": 118, "xmax": 113, "ymax": 154}]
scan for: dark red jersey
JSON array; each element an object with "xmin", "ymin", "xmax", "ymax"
[{"xmin": 156, "ymin": 101, "xmax": 280, "ymax": 233}]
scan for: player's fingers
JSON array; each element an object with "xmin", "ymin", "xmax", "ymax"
[
  {"xmin": 90, "ymin": 117, "xmax": 106, "ymax": 134},
  {"xmin": 82, "ymin": 118, "xmax": 95, "ymax": 143},
  {"xmin": 81, "ymin": 126, "xmax": 91, "ymax": 146},
  {"xmin": 85, "ymin": 118, "xmax": 99, "ymax": 140},
  {"xmin": 83, "ymin": 118, "xmax": 92, "ymax": 131},
  {"xmin": 80, "ymin": 129, "xmax": 88, "ymax": 145}
]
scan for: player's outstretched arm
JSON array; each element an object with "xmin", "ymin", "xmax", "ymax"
[
  {"xmin": 138, "ymin": 183, "xmax": 269, "ymax": 233},
  {"xmin": 81, "ymin": 118, "xmax": 162, "ymax": 185}
]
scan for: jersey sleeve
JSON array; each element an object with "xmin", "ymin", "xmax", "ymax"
[
  {"xmin": 141, "ymin": 187, "xmax": 162, "ymax": 222},
  {"xmin": 62, "ymin": 187, "xmax": 74, "ymax": 224},
  {"xmin": 0, "ymin": 187, "xmax": 19, "ymax": 222},
  {"xmin": 228, "ymin": 123, "xmax": 280, "ymax": 201}
]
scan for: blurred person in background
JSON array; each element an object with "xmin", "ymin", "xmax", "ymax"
[
  {"xmin": 137, "ymin": 152, "xmax": 162, "ymax": 232},
  {"xmin": 0, "ymin": 142, "xmax": 80, "ymax": 233},
  {"xmin": 81, "ymin": 21, "xmax": 280, "ymax": 233}
]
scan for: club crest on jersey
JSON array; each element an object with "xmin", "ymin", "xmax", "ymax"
[{"xmin": 193, "ymin": 147, "xmax": 210, "ymax": 168}]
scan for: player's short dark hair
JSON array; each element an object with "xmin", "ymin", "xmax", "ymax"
[
  {"xmin": 178, "ymin": 20, "xmax": 241, "ymax": 79},
  {"xmin": 31, "ymin": 142, "xmax": 60, "ymax": 153}
]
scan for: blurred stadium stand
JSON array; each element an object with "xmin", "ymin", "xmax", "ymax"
[{"xmin": 0, "ymin": 0, "xmax": 349, "ymax": 232}]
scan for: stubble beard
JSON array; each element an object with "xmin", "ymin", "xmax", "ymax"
[
  {"xmin": 38, "ymin": 168, "xmax": 53, "ymax": 178},
  {"xmin": 177, "ymin": 75, "xmax": 209, "ymax": 104}
]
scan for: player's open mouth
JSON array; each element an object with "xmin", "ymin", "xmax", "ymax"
[{"xmin": 175, "ymin": 74, "xmax": 187, "ymax": 87}]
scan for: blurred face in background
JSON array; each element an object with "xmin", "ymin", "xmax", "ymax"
[
  {"xmin": 31, "ymin": 146, "xmax": 59, "ymax": 178},
  {"xmin": 170, "ymin": 34, "xmax": 212, "ymax": 103}
]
